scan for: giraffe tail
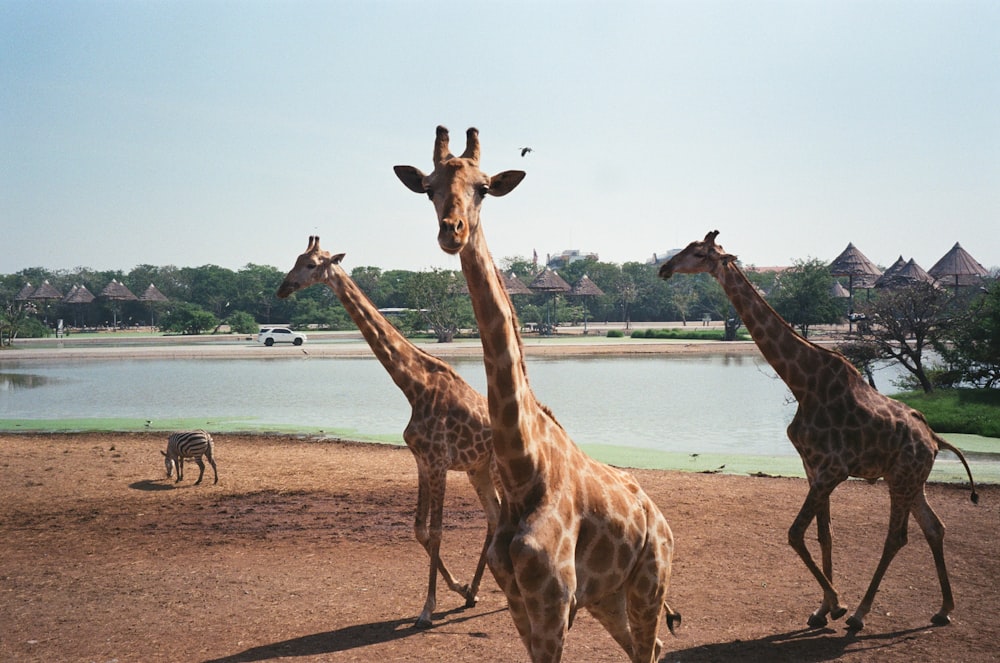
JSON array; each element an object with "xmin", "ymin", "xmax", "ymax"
[
  {"xmin": 664, "ymin": 602, "xmax": 682, "ymax": 635},
  {"xmin": 936, "ymin": 436, "xmax": 979, "ymax": 505}
]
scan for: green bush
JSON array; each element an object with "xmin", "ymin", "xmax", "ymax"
[
  {"xmin": 226, "ymin": 310, "xmax": 259, "ymax": 335},
  {"xmin": 629, "ymin": 328, "xmax": 749, "ymax": 341},
  {"xmin": 894, "ymin": 389, "xmax": 1000, "ymax": 438},
  {"xmin": 606, "ymin": 329, "xmax": 625, "ymax": 338}
]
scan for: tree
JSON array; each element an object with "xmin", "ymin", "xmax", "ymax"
[
  {"xmin": 225, "ymin": 310, "xmax": 259, "ymax": 335},
  {"xmin": 1, "ymin": 301, "xmax": 36, "ymax": 345},
  {"xmin": 936, "ymin": 279, "xmax": 1000, "ymax": 388},
  {"xmin": 852, "ymin": 282, "xmax": 955, "ymax": 393},
  {"xmin": 403, "ymin": 268, "xmax": 472, "ymax": 342},
  {"xmin": 159, "ymin": 302, "xmax": 218, "ymax": 335},
  {"xmin": 769, "ymin": 259, "xmax": 842, "ymax": 337}
]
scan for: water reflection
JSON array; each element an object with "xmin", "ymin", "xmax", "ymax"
[{"xmin": 0, "ymin": 373, "xmax": 52, "ymax": 391}]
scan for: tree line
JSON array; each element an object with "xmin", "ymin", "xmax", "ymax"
[{"xmin": 2, "ymin": 256, "xmax": 998, "ymax": 393}]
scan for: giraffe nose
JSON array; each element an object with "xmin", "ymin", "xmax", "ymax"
[{"xmin": 438, "ymin": 218, "xmax": 466, "ymax": 253}]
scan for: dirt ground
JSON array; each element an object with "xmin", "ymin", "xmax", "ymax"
[{"xmin": 1, "ymin": 432, "xmax": 996, "ymax": 663}]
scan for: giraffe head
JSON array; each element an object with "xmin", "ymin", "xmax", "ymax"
[
  {"xmin": 658, "ymin": 230, "xmax": 737, "ymax": 280},
  {"xmin": 394, "ymin": 126, "xmax": 525, "ymax": 255},
  {"xmin": 276, "ymin": 235, "xmax": 346, "ymax": 298}
]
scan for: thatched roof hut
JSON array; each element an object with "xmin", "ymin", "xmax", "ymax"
[
  {"xmin": 829, "ymin": 243, "xmax": 882, "ymax": 288},
  {"xmin": 28, "ymin": 280, "xmax": 63, "ymax": 301},
  {"xmin": 14, "ymin": 282, "xmax": 34, "ymax": 301},
  {"xmin": 139, "ymin": 283, "xmax": 169, "ymax": 303},
  {"xmin": 928, "ymin": 242, "xmax": 988, "ymax": 288},
  {"xmin": 62, "ymin": 284, "xmax": 96, "ymax": 304},
  {"xmin": 569, "ymin": 274, "xmax": 605, "ymax": 297},
  {"xmin": 502, "ymin": 272, "xmax": 532, "ymax": 296},
  {"xmin": 528, "ymin": 267, "xmax": 571, "ymax": 293},
  {"xmin": 100, "ymin": 279, "xmax": 138, "ymax": 301}
]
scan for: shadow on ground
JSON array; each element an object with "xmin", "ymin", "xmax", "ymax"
[{"xmin": 201, "ymin": 607, "xmax": 507, "ymax": 662}]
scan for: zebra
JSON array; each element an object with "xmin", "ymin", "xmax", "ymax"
[{"xmin": 161, "ymin": 430, "xmax": 218, "ymax": 485}]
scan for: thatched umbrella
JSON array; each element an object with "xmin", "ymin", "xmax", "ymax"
[
  {"xmin": 928, "ymin": 242, "xmax": 988, "ymax": 290},
  {"xmin": 139, "ymin": 283, "xmax": 169, "ymax": 327},
  {"xmin": 876, "ymin": 259, "xmax": 935, "ymax": 289},
  {"xmin": 100, "ymin": 279, "xmax": 138, "ymax": 329},
  {"xmin": 15, "ymin": 282, "xmax": 34, "ymax": 302},
  {"xmin": 529, "ymin": 267, "xmax": 571, "ymax": 334},
  {"xmin": 28, "ymin": 280, "xmax": 63, "ymax": 324},
  {"xmin": 62, "ymin": 284, "xmax": 96, "ymax": 327},
  {"xmin": 502, "ymin": 271, "xmax": 533, "ymax": 296},
  {"xmin": 569, "ymin": 274, "xmax": 605, "ymax": 334},
  {"xmin": 829, "ymin": 243, "xmax": 881, "ymax": 331}
]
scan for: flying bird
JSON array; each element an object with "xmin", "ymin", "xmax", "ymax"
[{"xmin": 520, "ymin": 147, "xmax": 533, "ymax": 157}]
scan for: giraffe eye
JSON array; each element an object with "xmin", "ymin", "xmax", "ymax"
[{"xmin": 477, "ymin": 184, "xmax": 489, "ymax": 197}]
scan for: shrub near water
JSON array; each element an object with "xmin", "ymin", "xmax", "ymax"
[
  {"xmin": 629, "ymin": 328, "xmax": 750, "ymax": 341},
  {"xmin": 895, "ymin": 389, "xmax": 1000, "ymax": 438}
]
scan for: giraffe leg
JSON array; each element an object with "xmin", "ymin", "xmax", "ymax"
[
  {"xmin": 510, "ymin": 534, "xmax": 571, "ymax": 662},
  {"xmin": 788, "ymin": 485, "xmax": 847, "ymax": 627},
  {"xmin": 846, "ymin": 491, "xmax": 913, "ymax": 630},
  {"xmin": 909, "ymin": 492, "xmax": 954, "ymax": 626},
  {"xmin": 489, "ymin": 524, "xmax": 534, "ymax": 654},
  {"xmin": 465, "ymin": 465, "xmax": 501, "ymax": 608},
  {"xmin": 586, "ymin": 592, "xmax": 635, "ymax": 660},
  {"xmin": 412, "ymin": 468, "xmax": 438, "ymax": 628},
  {"xmin": 414, "ymin": 469, "xmax": 470, "ymax": 627}
]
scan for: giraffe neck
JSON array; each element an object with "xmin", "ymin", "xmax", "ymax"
[
  {"xmin": 713, "ymin": 261, "xmax": 837, "ymax": 401},
  {"xmin": 323, "ymin": 264, "xmax": 437, "ymax": 398},
  {"xmin": 459, "ymin": 226, "xmax": 537, "ymax": 461}
]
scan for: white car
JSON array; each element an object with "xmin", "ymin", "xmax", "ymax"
[{"xmin": 257, "ymin": 327, "xmax": 307, "ymax": 347}]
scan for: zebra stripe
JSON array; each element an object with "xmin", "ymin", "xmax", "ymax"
[{"xmin": 162, "ymin": 430, "xmax": 218, "ymax": 485}]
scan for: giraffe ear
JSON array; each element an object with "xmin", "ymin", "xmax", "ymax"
[
  {"xmin": 394, "ymin": 165, "xmax": 429, "ymax": 194},
  {"xmin": 487, "ymin": 170, "xmax": 526, "ymax": 197},
  {"xmin": 330, "ymin": 253, "xmax": 345, "ymax": 265}
]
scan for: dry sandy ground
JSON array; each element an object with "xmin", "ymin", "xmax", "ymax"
[{"xmin": 1, "ymin": 432, "xmax": 996, "ymax": 663}]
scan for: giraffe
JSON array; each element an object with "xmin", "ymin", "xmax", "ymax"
[
  {"xmin": 277, "ymin": 236, "xmax": 500, "ymax": 629},
  {"xmin": 659, "ymin": 230, "xmax": 979, "ymax": 631},
  {"xmin": 395, "ymin": 126, "xmax": 679, "ymax": 663}
]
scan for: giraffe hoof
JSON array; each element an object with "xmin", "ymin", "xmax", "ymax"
[
  {"xmin": 807, "ymin": 613, "xmax": 828, "ymax": 628},
  {"xmin": 414, "ymin": 616, "xmax": 433, "ymax": 629},
  {"xmin": 931, "ymin": 613, "xmax": 951, "ymax": 626},
  {"xmin": 464, "ymin": 594, "xmax": 479, "ymax": 608},
  {"xmin": 845, "ymin": 615, "xmax": 865, "ymax": 631},
  {"xmin": 830, "ymin": 606, "xmax": 848, "ymax": 621}
]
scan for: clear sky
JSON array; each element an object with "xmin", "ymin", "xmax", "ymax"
[{"xmin": 3, "ymin": 1, "xmax": 998, "ymax": 276}]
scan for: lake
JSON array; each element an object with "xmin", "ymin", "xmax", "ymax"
[{"xmin": 1, "ymin": 352, "xmax": 993, "ymax": 482}]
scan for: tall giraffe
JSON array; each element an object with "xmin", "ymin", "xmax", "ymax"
[
  {"xmin": 396, "ymin": 126, "xmax": 679, "ymax": 663},
  {"xmin": 277, "ymin": 236, "xmax": 500, "ymax": 629},
  {"xmin": 660, "ymin": 230, "xmax": 979, "ymax": 631}
]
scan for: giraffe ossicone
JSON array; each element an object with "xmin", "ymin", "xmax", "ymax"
[
  {"xmin": 396, "ymin": 126, "xmax": 679, "ymax": 663},
  {"xmin": 277, "ymin": 235, "xmax": 500, "ymax": 629},
  {"xmin": 660, "ymin": 230, "xmax": 979, "ymax": 631}
]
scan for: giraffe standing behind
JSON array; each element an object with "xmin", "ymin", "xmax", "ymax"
[
  {"xmin": 277, "ymin": 236, "xmax": 500, "ymax": 628},
  {"xmin": 396, "ymin": 126, "xmax": 679, "ymax": 663},
  {"xmin": 660, "ymin": 230, "xmax": 978, "ymax": 631}
]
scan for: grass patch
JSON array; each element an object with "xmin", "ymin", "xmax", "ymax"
[
  {"xmin": 630, "ymin": 328, "xmax": 752, "ymax": 341},
  {"xmin": 894, "ymin": 389, "xmax": 1000, "ymax": 438}
]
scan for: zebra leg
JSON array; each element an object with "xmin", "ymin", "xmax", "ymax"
[
  {"xmin": 194, "ymin": 457, "xmax": 206, "ymax": 485},
  {"xmin": 175, "ymin": 458, "xmax": 183, "ymax": 483},
  {"xmin": 205, "ymin": 449, "xmax": 219, "ymax": 484}
]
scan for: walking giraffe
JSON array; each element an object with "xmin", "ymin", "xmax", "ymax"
[
  {"xmin": 659, "ymin": 230, "xmax": 978, "ymax": 630},
  {"xmin": 395, "ymin": 126, "xmax": 679, "ymax": 662},
  {"xmin": 277, "ymin": 236, "xmax": 500, "ymax": 628}
]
